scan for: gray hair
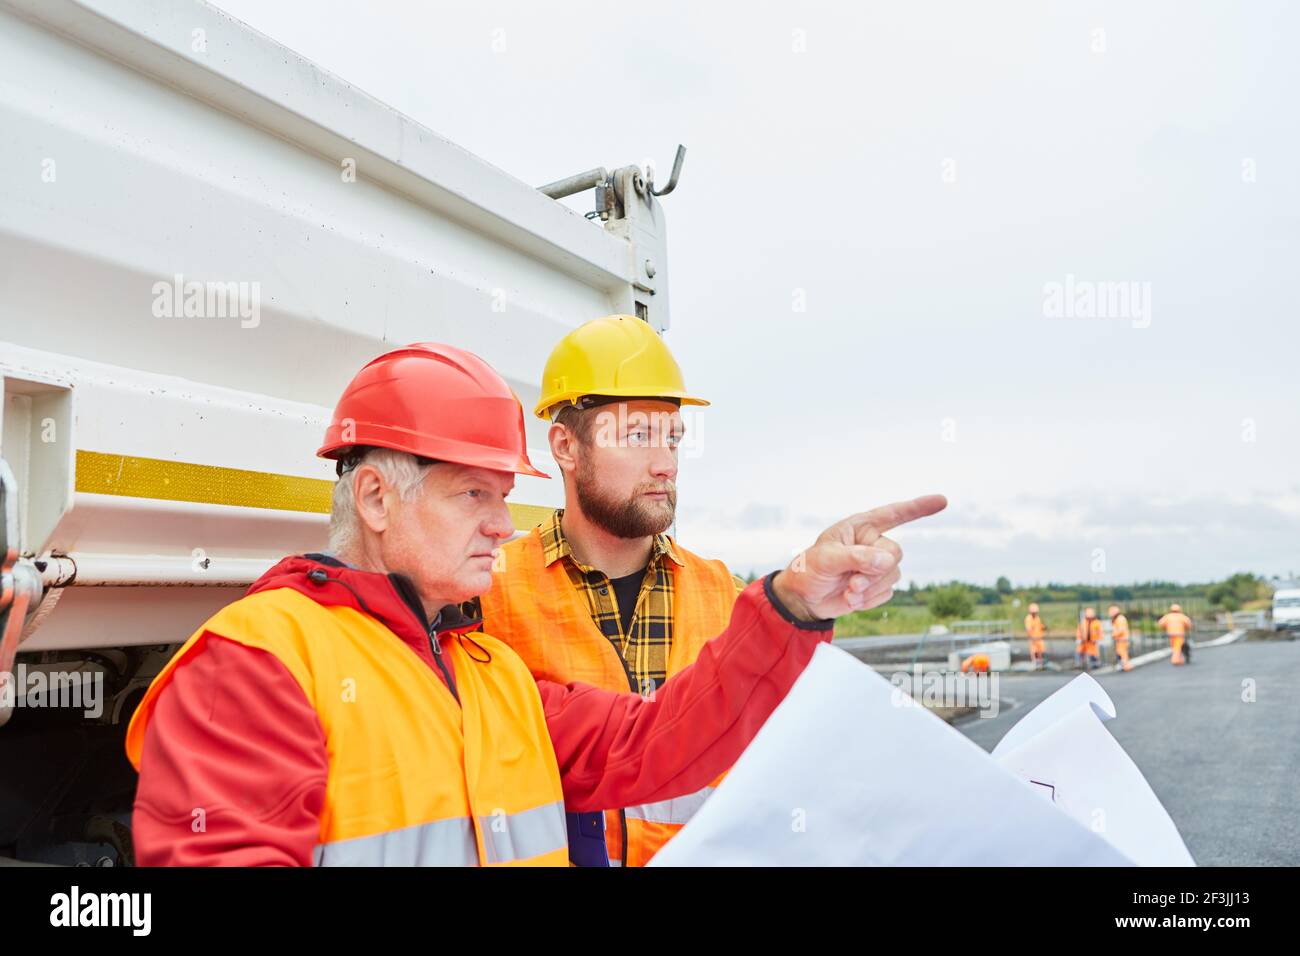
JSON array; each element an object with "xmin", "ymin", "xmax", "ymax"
[{"xmin": 328, "ymin": 448, "xmax": 436, "ymax": 557}]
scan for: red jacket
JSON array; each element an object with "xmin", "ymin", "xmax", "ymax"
[{"xmin": 131, "ymin": 554, "xmax": 831, "ymax": 865}]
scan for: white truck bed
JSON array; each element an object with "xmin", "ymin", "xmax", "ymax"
[{"xmin": 0, "ymin": 0, "xmax": 674, "ymax": 652}]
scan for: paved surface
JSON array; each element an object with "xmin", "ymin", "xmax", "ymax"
[{"xmin": 955, "ymin": 638, "xmax": 1300, "ymax": 865}]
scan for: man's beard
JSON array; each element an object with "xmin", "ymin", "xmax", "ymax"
[{"xmin": 574, "ymin": 459, "xmax": 676, "ymax": 540}]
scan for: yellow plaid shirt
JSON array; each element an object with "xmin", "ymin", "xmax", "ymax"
[{"xmin": 469, "ymin": 509, "xmax": 745, "ymax": 693}]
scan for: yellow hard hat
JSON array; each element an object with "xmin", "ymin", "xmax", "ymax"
[{"xmin": 534, "ymin": 314, "xmax": 709, "ymax": 420}]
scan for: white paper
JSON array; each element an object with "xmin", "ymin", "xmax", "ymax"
[
  {"xmin": 991, "ymin": 675, "xmax": 1194, "ymax": 866},
  {"xmin": 990, "ymin": 671, "xmax": 1115, "ymax": 758},
  {"xmin": 651, "ymin": 644, "xmax": 1134, "ymax": 866}
]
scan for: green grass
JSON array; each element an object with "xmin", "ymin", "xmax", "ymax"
[
  {"xmin": 832, "ymin": 604, "xmax": 933, "ymax": 637},
  {"xmin": 833, "ymin": 597, "xmax": 1212, "ymax": 638}
]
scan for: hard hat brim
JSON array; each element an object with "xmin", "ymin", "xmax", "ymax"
[
  {"xmin": 534, "ymin": 391, "xmax": 709, "ymax": 420},
  {"xmin": 317, "ymin": 431, "xmax": 550, "ymax": 480}
]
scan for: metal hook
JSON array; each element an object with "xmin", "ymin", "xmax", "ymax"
[{"xmin": 649, "ymin": 145, "xmax": 686, "ymax": 197}]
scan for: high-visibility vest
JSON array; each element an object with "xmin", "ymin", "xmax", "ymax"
[
  {"xmin": 126, "ymin": 587, "xmax": 568, "ymax": 866},
  {"xmin": 1112, "ymin": 614, "xmax": 1130, "ymax": 643},
  {"xmin": 1076, "ymin": 618, "xmax": 1101, "ymax": 653},
  {"xmin": 1158, "ymin": 612, "xmax": 1191, "ymax": 637},
  {"xmin": 1024, "ymin": 615, "xmax": 1045, "ymax": 640},
  {"xmin": 480, "ymin": 528, "xmax": 737, "ymax": 867}
]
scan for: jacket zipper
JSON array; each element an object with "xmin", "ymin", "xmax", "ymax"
[
  {"xmin": 428, "ymin": 625, "xmax": 461, "ymax": 705},
  {"xmin": 304, "ymin": 562, "xmax": 466, "ymax": 707},
  {"xmin": 612, "ymin": 644, "xmax": 637, "ymax": 868}
]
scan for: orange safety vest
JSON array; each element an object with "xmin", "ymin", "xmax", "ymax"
[
  {"xmin": 1158, "ymin": 612, "xmax": 1191, "ymax": 637},
  {"xmin": 1111, "ymin": 614, "xmax": 1130, "ymax": 643},
  {"xmin": 1024, "ymin": 614, "xmax": 1045, "ymax": 646},
  {"xmin": 480, "ymin": 528, "xmax": 737, "ymax": 867},
  {"xmin": 961, "ymin": 653, "xmax": 990, "ymax": 673},
  {"xmin": 1076, "ymin": 618, "xmax": 1101, "ymax": 653},
  {"xmin": 126, "ymin": 587, "xmax": 568, "ymax": 866}
]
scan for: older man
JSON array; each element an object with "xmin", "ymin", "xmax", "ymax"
[{"xmin": 125, "ymin": 343, "xmax": 945, "ymax": 866}]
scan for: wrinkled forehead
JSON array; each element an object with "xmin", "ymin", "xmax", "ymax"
[{"xmin": 427, "ymin": 461, "xmax": 516, "ymax": 493}]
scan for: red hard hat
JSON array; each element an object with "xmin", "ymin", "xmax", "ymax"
[{"xmin": 317, "ymin": 343, "xmax": 549, "ymax": 478}]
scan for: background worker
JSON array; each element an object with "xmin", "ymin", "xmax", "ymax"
[
  {"xmin": 1158, "ymin": 602, "xmax": 1194, "ymax": 665},
  {"xmin": 1076, "ymin": 607, "xmax": 1102, "ymax": 670},
  {"xmin": 1109, "ymin": 604, "xmax": 1131, "ymax": 672},
  {"xmin": 1024, "ymin": 602, "xmax": 1047, "ymax": 669},
  {"xmin": 960, "ymin": 652, "xmax": 990, "ymax": 673},
  {"xmin": 478, "ymin": 315, "xmax": 749, "ymax": 867},
  {"xmin": 125, "ymin": 342, "xmax": 946, "ymax": 866}
]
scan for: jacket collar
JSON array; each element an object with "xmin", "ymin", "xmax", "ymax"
[{"xmin": 246, "ymin": 554, "xmax": 483, "ymax": 665}]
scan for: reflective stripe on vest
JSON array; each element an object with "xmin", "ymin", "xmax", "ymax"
[
  {"xmin": 126, "ymin": 587, "xmax": 569, "ymax": 867},
  {"xmin": 479, "ymin": 800, "xmax": 568, "ymax": 864},
  {"xmin": 315, "ymin": 816, "xmax": 477, "ymax": 867},
  {"xmin": 625, "ymin": 786, "xmax": 715, "ymax": 825},
  {"xmin": 314, "ymin": 801, "xmax": 568, "ymax": 867}
]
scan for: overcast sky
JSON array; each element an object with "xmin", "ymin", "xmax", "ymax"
[{"xmin": 209, "ymin": 0, "xmax": 1300, "ymax": 585}]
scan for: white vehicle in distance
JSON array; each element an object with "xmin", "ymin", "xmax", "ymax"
[{"xmin": 1272, "ymin": 587, "xmax": 1300, "ymax": 633}]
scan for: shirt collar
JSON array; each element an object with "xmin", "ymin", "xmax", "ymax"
[{"xmin": 541, "ymin": 508, "xmax": 683, "ymax": 570}]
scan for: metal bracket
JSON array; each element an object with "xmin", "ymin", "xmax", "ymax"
[
  {"xmin": 536, "ymin": 145, "xmax": 686, "ymax": 220},
  {"xmin": 0, "ymin": 459, "xmax": 46, "ymax": 728},
  {"xmin": 535, "ymin": 146, "xmax": 685, "ymax": 329}
]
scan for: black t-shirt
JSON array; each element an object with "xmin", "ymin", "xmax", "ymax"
[{"xmin": 608, "ymin": 567, "xmax": 647, "ymax": 636}]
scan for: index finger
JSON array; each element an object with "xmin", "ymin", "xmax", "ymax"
[{"xmin": 845, "ymin": 494, "xmax": 948, "ymax": 542}]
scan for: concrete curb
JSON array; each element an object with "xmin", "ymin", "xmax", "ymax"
[
  {"xmin": 1195, "ymin": 629, "xmax": 1247, "ymax": 648},
  {"xmin": 1092, "ymin": 629, "xmax": 1245, "ymax": 674}
]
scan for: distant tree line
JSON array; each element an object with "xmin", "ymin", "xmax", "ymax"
[
  {"xmin": 743, "ymin": 569, "xmax": 1280, "ymax": 616},
  {"xmin": 887, "ymin": 572, "xmax": 1277, "ymax": 612}
]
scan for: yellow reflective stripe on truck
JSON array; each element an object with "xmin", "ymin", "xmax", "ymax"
[
  {"xmin": 76, "ymin": 450, "xmax": 332, "ymax": 513},
  {"xmin": 503, "ymin": 502, "xmax": 554, "ymax": 531},
  {"xmin": 75, "ymin": 450, "xmax": 553, "ymax": 530}
]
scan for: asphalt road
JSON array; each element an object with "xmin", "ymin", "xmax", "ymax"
[{"xmin": 955, "ymin": 637, "xmax": 1300, "ymax": 865}]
